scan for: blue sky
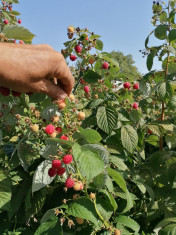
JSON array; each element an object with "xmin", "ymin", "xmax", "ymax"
[{"xmin": 15, "ymin": 0, "xmax": 162, "ymax": 74}]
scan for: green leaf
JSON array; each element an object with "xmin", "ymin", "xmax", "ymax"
[
  {"xmin": 146, "ymin": 135, "xmax": 159, "ymax": 147},
  {"xmin": 3, "ymin": 25, "xmax": 35, "ymax": 43},
  {"xmin": 168, "ymin": 96, "xmax": 176, "ymax": 109},
  {"xmin": 169, "ymin": 29, "xmax": 176, "ymax": 42},
  {"xmin": 154, "ymin": 25, "xmax": 167, "ymax": 40},
  {"xmin": 95, "ymin": 39, "xmax": 103, "ymax": 50},
  {"xmin": 96, "ymin": 197, "xmax": 113, "ymax": 220},
  {"xmin": 116, "ymin": 215, "xmax": 140, "ymax": 232},
  {"xmin": 82, "ymin": 144, "xmax": 109, "ymax": 165},
  {"xmin": 96, "ymin": 106, "xmax": 117, "ymax": 135},
  {"xmin": 159, "ymin": 11, "xmax": 167, "ymax": 23},
  {"xmin": 10, "ymin": 10, "xmax": 21, "ymax": 16},
  {"xmin": 147, "ymin": 125, "xmax": 161, "ymax": 137},
  {"xmin": 165, "ymin": 134, "xmax": 176, "ymax": 149},
  {"xmin": 41, "ymin": 104, "xmax": 59, "ymax": 121},
  {"xmin": 150, "ymin": 151, "xmax": 170, "ymax": 168},
  {"xmin": 66, "ymin": 198, "xmax": 99, "ymax": 226},
  {"xmin": 83, "ymin": 70, "xmax": 101, "ymax": 84},
  {"xmin": 158, "ymin": 82, "xmax": 173, "ymax": 101},
  {"xmin": 93, "ymin": 173, "xmax": 106, "ymax": 190},
  {"xmin": 29, "ymin": 93, "xmax": 46, "ymax": 103},
  {"xmin": 129, "ymin": 110, "xmax": 140, "ymax": 122},
  {"xmin": 154, "ymin": 217, "xmax": 176, "ymax": 234},
  {"xmin": 73, "ymin": 144, "xmax": 105, "ymax": 183},
  {"xmin": 162, "ymin": 56, "xmax": 176, "ymax": 73},
  {"xmin": 159, "ymin": 224, "xmax": 176, "ymax": 235},
  {"xmin": 121, "ymin": 125, "xmax": 138, "ymax": 153},
  {"xmin": 107, "ymin": 167, "xmax": 126, "ymax": 192},
  {"xmin": 40, "ymin": 145, "xmax": 59, "ymax": 159},
  {"xmin": 0, "ymin": 130, "xmax": 2, "ymax": 146},
  {"xmin": 100, "ymin": 189, "xmax": 117, "ymax": 212},
  {"xmin": 90, "ymin": 34, "xmax": 101, "ymax": 39},
  {"xmin": 109, "ymin": 155, "xmax": 128, "ymax": 171},
  {"xmin": 32, "ymin": 160, "xmax": 55, "ymax": 193},
  {"xmin": 0, "ymin": 170, "xmax": 12, "ymax": 211},
  {"xmin": 147, "ymin": 50, "xmax": 155, "ymax": 71},
  {"xmin": 79, "ymin": 128, "xmax": 102, "ymax": 144},
  {"xmin": 34, "ymin": 217, "xmax": 63, "ymax": 235},
  {"xmin": 90, "ymin": 99, "xmax": 104, "ymax": 109}
]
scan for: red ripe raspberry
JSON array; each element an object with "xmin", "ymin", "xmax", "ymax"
[
  {"xmin": 102, "ymin": 62, "xmax": 109, "ymax": 69},
  {"xmin": 63, "ymin": 154, "xmax": 73, "ymax": 164},
  {"xmin": 0, "ymin": 86, "xmax": 10, "ymax": 96},
  {"xmin": 65, "ymin": 178, "xmax": 75, "ymax": 188},
  {"xmin": 70, "ymin": 55, "xmax": 77, "ymax": 61},
  {"xmin": 60, "ymin": 135, "xmax": 69, "ymax": 140},
  {"xmin": 85, "ymin": 36, "xmax": 88, "ymax": 40},
  {"xmin": 26, "ymin": 92, "xmax": 33, "ymax": 95},
  {"xmin": 52, "ymin": 159, "xmax": 62, "ymax": 169},
  {"xmin": 4, "ymin": 19, "xmax": 9, "ymax": 25},
  {"xmin": 56, "ymin": 127, "xmax": 62, "ymax": 133},
  {"xmin": 45, "ymin": 124, "xmax": 55, "ymax": 135},
  {"xmin": 2, "ymin": 1, "xmax": 5, "ymax": 5},
  {"xmin": 148, "ymin": 130, "xmax": 153, "ymax": 134},
  {"xmin": 13, "ymin": 40, "xmax": 16, "ymax": 43},
  {"xmin": 75, "ymin": 45, "xmax": 82, "ymax": 53},
  {"xmin": 18, "ymin": 19, "xmax": 21, "ymax": 24},
  {"xmin": 133, "ymin": 83, "xmax": 139, "ymax": 90},
  {"xmin": 57, "ymin": 167, "xmax": 66, "ymax": 176},
  {"xmin": 19, "ymin": 40, "xmax": 24, "ymax": 44},
  {"xmin": 8, "ymin": 6, "xmax": 12, "ymax": 11},
  {"xmin": 84, "ymin": 86, "xmax": 89, "ymax": 93},
  {"xmin": 123, "ymin": 82, "xmax": 130, "ymax": 89},
  {"xmin": 133, "ymin": 102, "xmax": 138, "ymax": 109},
  {"xmin": 12, "ymin": 90, "xmax": 21, "ymax": 97},
  {"xmin": 48, "ymin": 167, "xmax": 57, "ymax": 177}
]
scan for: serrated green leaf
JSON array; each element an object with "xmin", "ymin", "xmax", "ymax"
[
  {"xmin": 150, "ymin": 151, "xmax": 170, "ymax": 168},
  {"xmin": 90, "ymin": 34, "xmax": 101, "ymax": 39},
  {"xmin": 79, "ymin": 128, "xmax": 102, "ymax": 144},
  {"xmin": 162, "ymin": 56, "xmax": 176, "ymax": 73},
  {"xmin": 116, "ymin": 215, "xmax": 140, "ymax": 232},
  {"xmin": 146, "ymin": 135, "xmax": 159, "ymax": 147},
  {"xmin": 168, "ymin": 95, "xmax": 176, "ymax": 109},
  {"xmin": 95, "ymin": 39, "xmax": 103, "ymax": 50},
  {"xmin": 96, "ymin": 106, "xmax": 117, "ymax": 135},
  {"xmin": 169, "ymin": 29, "xmax": 176, "ymax": 42},
  {"xmin": 147, "ymin": 50, "xmax": 156, "ymax": 71},
  {"xmin": 90, "ymin": 99, "xmax": 104, "ymax": 109},
  {"xmin": 0, "ymin": 170, "xmax": 12, "ymax": 211},
  {"xmin": 159, "ymin": 11, "xmax": 167, "ymax": 23},
  {"xmin": 147, "ymin": 125, "xmax": 161, "ymax": 137},
  {"xmin": 0, "ymin": 130, "xmax": 2, "ymax": 146},
  {"xmin": 109, "ymin": 155, "xmax": 128, "ymax": 171},
  {"xmin": 154, "ymin": 25, "xmax": 167, "ymax": 40},
  {"xmin": 66, "ymin": 198, "xmax": 98, "ymax": 226},
  {"xmin": 121, "ymin": 125, "xmax": 138, "ymax": 153},
  {"xmin": 83, "ymin": 70, "xmax": 101, "ymax": 84},
  {"xmin": 158, "ymin": 82, "xmax": 173, "ymax": 100},
  {"xmin": 10, "ymin": 11, "xmax": 21, "ymax": 16},
  {"xmin": 34, "ymin": 217, "xmax": 63, "ymax": 235},
  {"xmin": 107, "ymin": 167, "xmax": 126, "ymax": 192},
  {"xmin": 3, "ymin": 25, "xmax": 35, "ymax": 43}
]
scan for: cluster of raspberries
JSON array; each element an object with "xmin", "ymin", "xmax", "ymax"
[
  {"xmin": 45, "ymin": 124, "xmax": 64, "ymax": 136},
  {"xmin": 48, "ymin": 154, "xmax": 73, "ymax": 177}
]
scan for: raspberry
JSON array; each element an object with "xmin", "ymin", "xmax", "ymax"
[
  {"xmin": 102, "ymin": 62, "xmax": 109, "ymax": 69},
  {"xmin": 8, "ymin": 6, "xmax": 12, "ymax": 11},
  {"xmin": 133, "ymin": 83, "xmax": 139, "ymax": 89},
  {"xmin": 77, "ymin": 112, "xmax": 85, "ymax": 120},
  {"xmin": 73, "ymin": 182, "xmax": 83, "ymax": 191},
  {"xmin": 94, "ymin": 94, "xmax": 98, "ymax": 99},
  {"xmin": 70, "ymin": 55, "xmax": 77, "ymax": 61},
  {"xmin": 60, "ymin": 135, "xmax": 69, "ymax": 141},
  {"xmin": 63, "ymin": 154, "xmax": 73, "ymax": 164},
  {"xmin": 132, "ymin": 102, "xmax": 138, "ymax": 109},
  {"xmin": 89, "ymin": 193, "xmax": 96, "ymax": 199},
  {"xmin": 69, "ymin": 94, "xmax": 75, "ymax": 101},
  {"xmin": 13, "ymin": 40, "xmax": 16, "ymax": 43},
  {"xmin": 50, "ymin": 132, "xmax": 57, "ymax": 138},
  {"xmin": 57, "ymin": 100, "xmax": 66, "ymax": 110},
  {"xmin": 114, "ymin": 230, "xmax": 121, "ymax": 235},
  {"xmin": 45, "ymin": 124, "xmax": 55, "ymax": 135},
  {"xmin": 67, "ymin": 26, "xmax": 74, "ymax": 33},
  {"xmin": 57, "ymin": 167, "xmax": 66, "ymax": 176},
  {"xmin": 123, "ymin": 82, "xmax": 130, "ymax": 89},
  {"xmin": 56, "ymin": 127, "xmax": 62, "ymax": 133},
  {"xmin": 18, "ymin": 19, "xmax": 21, "ymax": 24},
  {"xmin": 84, "ymin": 86, "xmax": 89, "ymax": 93},
  {"xmin": 148, "ymin": 129, "xmax": 153, "ymax": 134},
  {"xmin": 19, "ymin": 40, "xmax": 24, "ymax": 44},
  {"xmin": 52, "ymin": 159, "xmax": 62, "ymax": 169},
  {"xmin": 30, "ymin": 124, "xmax": 39, "ymax": 133},
  {"xmin": 0, "ymin": 86, "xmax": 10, "ymax": 96},
  {"xmin": 65, "ymin": 178, "xmax": 74, "ymax": 188},
  {"xmin": 85, "ymin": 36, "xmax": 88, "ymax": 40},
  {"xmin": 89, "ymin": 58, "xmax": 95, "ymax": 65},
  {"xmin": 12, "ymin": 90, "xmax": 21, "ymax": 97},
  {"xmin": 51, "ymin": 115, "xmax": 59, "ymax": 123},
  {"xmin": 4, "ymin": 19, "xmax": 9, "ymax": 25},
  {"xmin": 48, "ymin": 167, "xmax": 57, "ymax": 177},
  {"xmin": 75, "ymin": 217, "xmax": 84, "ymax": 224},
  {"xmin": 75, "ymin": 45, "xmax": 82, "ymax": 53}
]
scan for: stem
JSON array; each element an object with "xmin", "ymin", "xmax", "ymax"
[
  {"xmin": 73, "ymin": 71, "xmax": 83, "ymax": 94},
  {"xmin": 159, "ymin": 1, "xmax": 171, "ymax": 150}
]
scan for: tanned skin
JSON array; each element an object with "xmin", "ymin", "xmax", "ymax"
[{"xmin": 0, "ymin": 43, "xmax": 75, "ymax": 100}]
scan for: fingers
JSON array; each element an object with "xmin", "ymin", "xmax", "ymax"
[
  {"xmin": 32, "ymin": 79, "xmax": 67, "ymax": 101},
  {"xmin": 53, "ymin": 53, "xmax": 75, "ymax": 95},
  {"xmin": 1, "ymin": 43, "xmax": 54, "ymax": 51}
]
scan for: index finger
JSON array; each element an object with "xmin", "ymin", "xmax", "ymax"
[{"xmin": 53, "ymin": 53, "xmax": 75, "ymax": 95}]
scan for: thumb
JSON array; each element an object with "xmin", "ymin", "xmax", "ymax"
[{"xmin": 34, "ymin": 79, "xmax": 67, "ymax": 101}]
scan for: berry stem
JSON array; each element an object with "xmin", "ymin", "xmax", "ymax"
[{"xmin": 73, "ymin": 71, "xmax": 83, "ymax": 94}]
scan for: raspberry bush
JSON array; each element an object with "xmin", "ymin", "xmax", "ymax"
[{"xmin": 1, "ymin": 0, "xmax": 176, "ymax": 234}]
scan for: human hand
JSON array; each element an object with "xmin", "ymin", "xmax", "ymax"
[{"xmin": 0, "ymin": 43, "xmax": 75, "ymax": 100}]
